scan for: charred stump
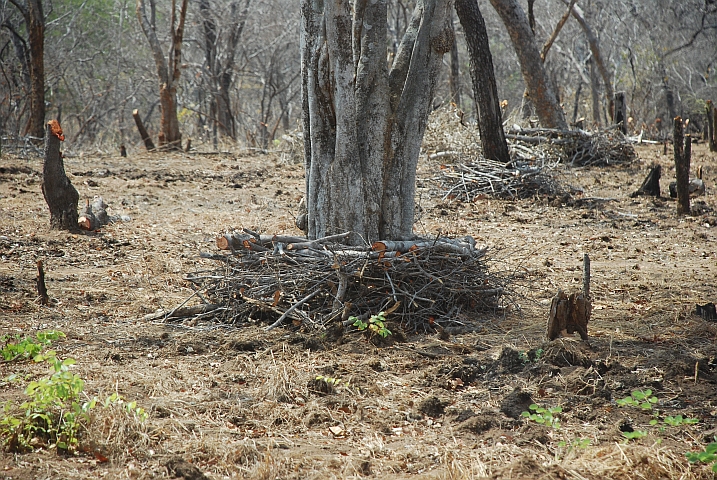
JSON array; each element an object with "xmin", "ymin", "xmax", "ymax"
[
  {"xmin": 631, "ymin": 164, "xmax": 661, "ymax": 197},
  {"xmin": 36, "ymin": 260, "xmax": 49, "ymax": 305},
  {"xmin": 41, "ymin": 121, "xmax": 79, "ymax": 231},
  {"xmin": 133, "ymin": 108, "xmax": 156, "ymax": 151},
  {"xmin": 673, "ymin": 117, "xmax": 691, "ymax": 215},
  {"xmin": 708, "ymin": 100, "xmax": 716, "ymax": 152},
  {"xmin": 547, "ymin": 254, "xmax": 590, "ymax": 342},
  {"xmin": 614, "ymin": 91, "xmax": 627, "ymax": 134}
]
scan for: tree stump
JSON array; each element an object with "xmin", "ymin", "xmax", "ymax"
[
  {"xmin": 547, "ymin": 254, "xmax": 590, "ymax": 341},
  {"xmin": 708, "ymin": 100, "xmax": 716, "ymax": 152},
  {"xmin": 673, "ymin": 117, "xmax": 691, "ymax": 215},
  {"xmin": 614, "ymin": 91, "xmax": 627, "ymax": 134},
  {"xmin": 41, "ymin": 120, "xmax": 79, "ymax": 231},
  {"xmin": 133, "ymin": 108, "xmax": 156, "ymax": 151},
  {"xmin": 631, "ymin": 164, "xmax": 661, "ymax": 197}
]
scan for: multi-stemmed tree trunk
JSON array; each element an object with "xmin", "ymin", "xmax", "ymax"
[
  {"xmin": 8, "ymin": 0, "xmax": 45, "ymax": 139},
  {"xmin": 488, "ymin": 0, "xmax": 567, "ymax": 129},
  {"xmin": 302, "ymin": 0, "xmax": 452, "ymax": 244},
  {"xmin": 199, "ymin": 0, "xmax": 250, "ymax": 140},
  {"xmin": 136, "ymin": 0, "xmax": 188, "ymax": 149},
  {"xmin": 455, "ymin": 0, "xmax": 509, "ymax": 163}
]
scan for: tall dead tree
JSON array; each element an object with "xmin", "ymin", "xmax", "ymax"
[
  {"xmin": 8, "ymin": 0, "xmax": 45, "ymax": 139},
  {"xmin": 455, "ymin": 0, "xmax": 509, "ymax": 163},
  {"xmin": 136, "ymin": 0, "xmax": 188, "ymax": 149},
  {"xmin": 489, "ymin": 0, "xmax": 567, "ymax": 129},
  {"xmin": 302, "ymin": 0, "xmax": 452, "ymax": 243},
  {"xmin": 41, "ymin": 121, "xmax": 79, "ymax": 231}
]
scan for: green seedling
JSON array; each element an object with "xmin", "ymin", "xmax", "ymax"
[
  {"xmin": 521, "ymin": 403, "xmax": 562, "ymax": 429},
  {"xmin": 351, "ymin": 312, "xmax": 392, "ymax": 338},
  {"xmin": 686, "ymin": 442, "xmax": 717, "ymax": 473},
  {"xmin": 663, "ymin": 415, "xmax": 699, "ymax": 427},
  {"xmin": 616, "ymin": 389, "xmax": 658, "ymax": 410},
  {"xmin": 1, "ymin": 331, "xmax": 65, "ymax": 362},
  {"xmin": 558, "ymin": 437, "xmax": 591, "ymax": 449},
  {"xmin": 622, "ymin": 430, "xmax": 648, "ymax": 441},
  {"xmin": 315, "ymin": 375, "xmax": 350, "ymax": 389},
  {"xmin": 1, "ymin": 349, "xmax": 146, "ymax": 452}
]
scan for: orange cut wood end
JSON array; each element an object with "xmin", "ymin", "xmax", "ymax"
[
  {"xmin": 48, "ymin": 120, "xmax": 65, "ymax": 141},
  {"xmin": 216, "ymin": 236, "xmax": 230, "ymax": 250},
  {"xmin": 371, "ymin": 241, "xmax": 387, "ymax": 251}
]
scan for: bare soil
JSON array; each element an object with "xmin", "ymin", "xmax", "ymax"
[{"xmin": 1, "ymin": 139, "xmax": 717, "ymax": 479}]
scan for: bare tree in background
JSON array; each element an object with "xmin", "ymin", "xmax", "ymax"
[
  {"xmin": 6, "ymin": 0, "xmax": 45, "ymax": 139},
  {"xmin": 489, "ymin": 0, "xmax": 567, "ymax": 129},
  {"xmin": 199, "ymin": 0, "xmax": 249, "ymax": 140},
  {"xmin": 455, "ymin": 0, "xmax": 509, "ymax": 163},
  {"xmin": 136, "ymin": 0, "xmax": 188, "ymax": 149}
]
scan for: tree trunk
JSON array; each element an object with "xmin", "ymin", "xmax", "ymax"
[
  {"xmin": 136, "ymin": 0, "xmax": 187, "ymax": 149},
  {"xmin": 41, "ymin": 121, "xmax": 79, "ymax": 231},
  {"xmin": 448, "ymin": 11, "xmax": 461, "ymax": 107},
  {"xmin": 707, "ymin": 100, "xmax": 716, "ymax": 151},
  {"xmin": 614, "ymin": 91, "xmax": 627, "ymax": 134},
  {"xmin": 673, "ymin": 117, "xmax": 691, "ymax": 215},
  {"xmin": 9, "ymin": 0, "xmax": 46, "ymax": 139},
  {"xmin": 455, "ymin": 0, "xmax": 510, "ymax": 163},
  {"xmin": 589, "ymin": 57, "xmax": 601, "ymax": 126},
  {"xmin": 302, "ymin": 0, "xmax": 452, "ymax": 244},
  {"xmin": 200, "ymin": 0, "xmax": 249, "ymax": 140},
  {"xmin": 489, "ymin": 0, "xmax": 567, "ymax": 129},
  {"xmin": 568, "ymin": 2, "xmax": 614, "ymax": 121}
]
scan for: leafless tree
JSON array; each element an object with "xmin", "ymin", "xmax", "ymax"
[{"xmin": 136, "ymin": 0, "xmax": 188, "ymax": 149}]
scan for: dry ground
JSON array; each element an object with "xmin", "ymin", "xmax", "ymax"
[{"xmin": 1, "ymin": 135, "xmax": 717, "ymax": 480}]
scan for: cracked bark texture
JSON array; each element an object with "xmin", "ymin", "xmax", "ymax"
[{"xmin": 302, "ymin": 0, "xmax": 451, "ymax": 243}]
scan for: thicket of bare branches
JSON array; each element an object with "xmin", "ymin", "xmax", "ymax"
[{"xmin": 1, "ymin": 0, "xmax": 715, "ymax": 152}]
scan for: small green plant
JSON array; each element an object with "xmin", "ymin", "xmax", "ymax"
[
  {"xmin": 558, "ymin": 437, "xmax": 591, "ymax": 449},
  {"xmin": 315, "ymin": 375, "xmax": 350, "ymax": 389},
  {"xmin": 521, "ymin": 403, "xmax": 562, "ymax": 429},
  {"xmin": 616, "ymin": 389, "xmax": 659, "ymax": 410},
  {"xmin": 1, "ymin": 331, "xmax": 65, "ymax": 362},
  {"xmin": 351, "ymin": 312, "xmax": 392, "ymax": 338},
  {"xmin": 1, "ymin": 350, "xmax": 146, "ymax": 452},
  {"xmin": 663, "ymin": 415, "xmax": 700, "ymax": 427},
  {"xmin": 622, "ymin": 430, "xmax": 649, "ymax": 441},
  {"xmin": 686, "ymin": 442, "xmax": 717, "ymax": 473}
]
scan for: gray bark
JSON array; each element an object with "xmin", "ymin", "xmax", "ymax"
[
  {"xmin": 567, "ymin": 3, "xmax": 614, "ymax": 121},
  {"xmin": 302, "ymin": 0, "xmax": 452, "ymax": 243},
  {"xmin": 489, "ymin": 0, "xmax": 567, "ymax": 129}
]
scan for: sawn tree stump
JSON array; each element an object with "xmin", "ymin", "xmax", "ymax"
[
  {"xmin": 41, "ymin": 120, "xmax": 79, "ymax": 231},
  {"xmin": 547, "ymin": 254, "xmax": 591, "ymax": 341}
]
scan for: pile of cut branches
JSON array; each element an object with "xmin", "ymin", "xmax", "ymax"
[
  {"xmin": 505, "ymin": 126, "xmax": 636, "ymax": 167},
  {"xmin": 433, "ymin": 158, "xmax": 566, "ymax": 201},
  {"xmin": 430, "ymin": 126, "xmax": 636, "ymax": 201},
  {"xmin": 178, "ymin": 230, "xmax": 507, "ymax": 332}
]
